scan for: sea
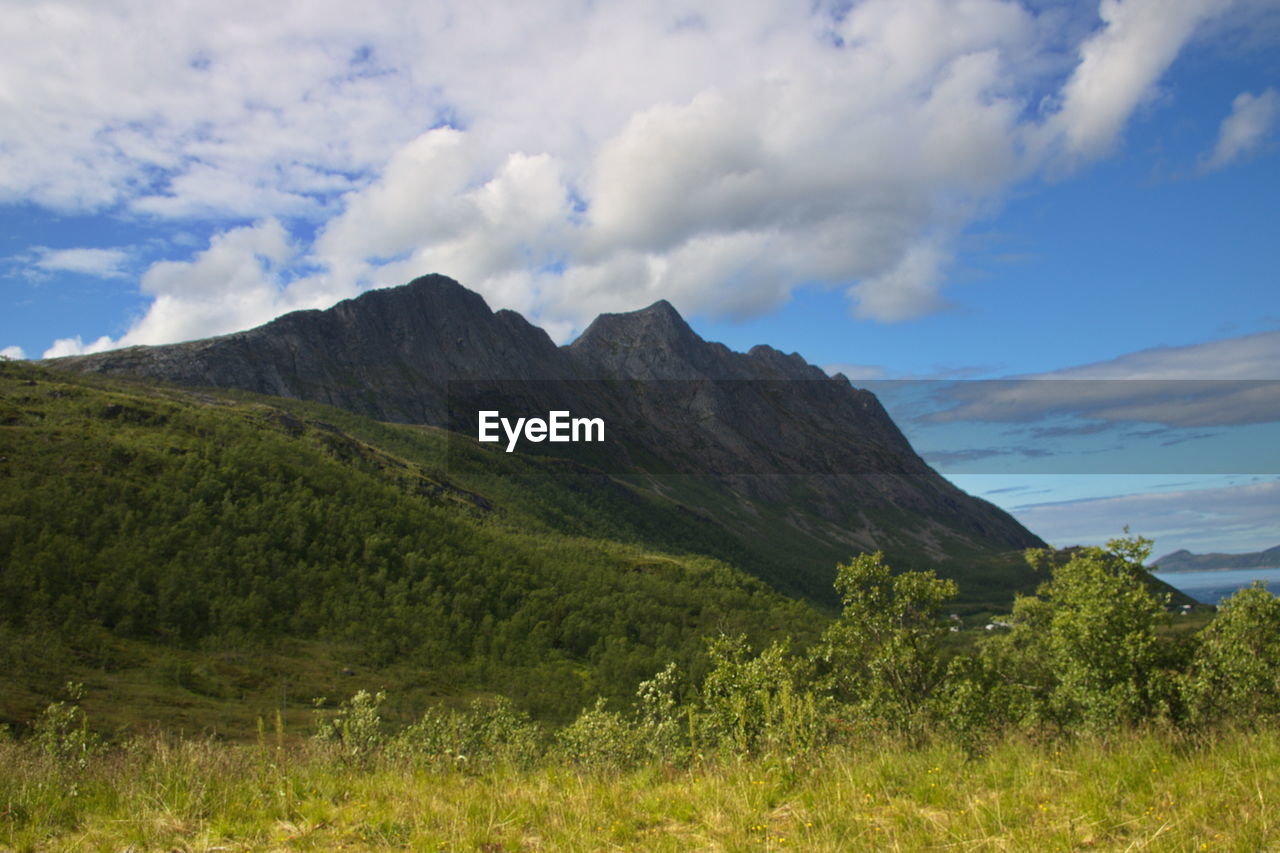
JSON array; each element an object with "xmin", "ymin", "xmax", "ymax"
[{"xmin": 1154, "ymin": 566, "xmax": 1280, "ymax": 605}]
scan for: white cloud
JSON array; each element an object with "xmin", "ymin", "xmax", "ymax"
[
  {"xmin": 123, "ymin": 218, "xmax": 366, "ymax": 348},
  {"xmin": 31, "ymin": 247, "xmax": 130, "ymax": 278},
  {"xmin": 1037, "ymin": 329, "xmax": 1280, "ymax": 380},
  {"xmin": 5, "ymin": 0, "xmax": 1272, "ymax": 351},
  {"xmin": 42, "ymin": 335, "xmax": 116, "ymax": 359},
  {"xmin": 1012, "ymin": 479, "xmax": 1280, "ymax": 553},
  {"xmin": 1203, "ymin": 88, "xmax": 1280, "ymax": 171},
  {"xmin": 40, "ymin": 219, "xmax": 361, "ymax": 355},
  {"xmin": 0, "ymin": 0, "xmax": 437, "ymax": 215},
  {"xmin": 825, "ymin": 363, "xmax": 888, "ymax": 381},
  {"xmin": 919, "ymin": 329, "xmax": 1280, "ymax": 427},
  {"xmin": 848, "ymin": 241, "xmax": 949, "ymax": 322},
  {"xmin": 1044, "ymin": 0, "xmax": 1237, "ymax": 163},
  {"xmin": 314, "ymin": 0, "xmax": 1043, "ymax": 330},
  {"xmin": 1, "ymin": 345, "xmax": 26, "ymax": 360}
]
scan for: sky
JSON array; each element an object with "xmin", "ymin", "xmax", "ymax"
[{"xmin": 2, "ymin": 0, "xmax": 1278, "ymax": 558}]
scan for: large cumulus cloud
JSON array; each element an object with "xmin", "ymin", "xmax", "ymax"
[{"xmin": 2, "ymin": 0, "xmax": 1268, "ymax": 354}]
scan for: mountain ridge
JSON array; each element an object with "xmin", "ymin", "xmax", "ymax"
[
  {"xmin": 1153, "ymin": 545, "xmax": 1280, "ymax": 572},
  {"xmin": 49, "ymin": 273, "xmax": 1046, "ymax": 604}
]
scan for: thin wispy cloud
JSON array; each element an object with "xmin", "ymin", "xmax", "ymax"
[
  {"xmin": 856, "ymin": 329, "xmax": 1280, "ymax": 480},
  {"xmin": 924, "ymin": 379, "xmax": 1280, "ymax": 429},
  {"xmin": 31, "ymin": 247, "xmax": 131, "ymax": 279},
  {"xmin": 922, "ymin": 446, "xmax": 1055, "ymax": 468},
  {"xmin": 920, "ymin": 331, "xmax": 1280, "ymax": 429},
  {"xmin": 1202, "ymin": 88, "xmax": 1279, "ymax": 171},
  {"xmin": 1011, "ymin": 479, "xmax": 1280, "ymax": 553}
]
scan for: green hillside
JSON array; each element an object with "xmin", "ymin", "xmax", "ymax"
[{"xmin": 0, "ymin": 361, "xmax": 817, "ymax": 732}]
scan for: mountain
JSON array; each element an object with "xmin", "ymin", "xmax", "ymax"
[
  {"xmin": 48, "ymin": 273, "xmax": 1045, "ymax": 605},
  {"xmin": 1153, "ymin": 545, "xmax": 1280, "ymax": 572}
]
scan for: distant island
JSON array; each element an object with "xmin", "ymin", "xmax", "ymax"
[{"xmin": 1152, "ymin": 545, "xmax": 1280, "ymax": 572}]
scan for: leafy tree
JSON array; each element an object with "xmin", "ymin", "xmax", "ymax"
[
  {"xmin": 314, "ymin": 690, "xmax": 387, "ymax": 765},
  {"xmin": 1187, "ymin": 581, "xmax": 1280, "ymax": 725},
  {"xmin": 988, "ymin": 533, "xmax": 1179, "ymax": 732},
  {"xmin": 814, "ymin": 552, "xmax": 957, "ymax": 730},
  {"xmin": 695, "ymin": 635, "xmax": 826, "ymax": 756}
]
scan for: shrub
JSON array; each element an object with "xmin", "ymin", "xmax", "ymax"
[
  {"xmin": 814, "ymin": 552, "xmax": 957, "ymax": 731},
  {"xmin": 933, "ymin": 653, "xmax": 1028, "ymax": 754},
  {"xmin": 314, "ymin": 689, "xmax": 386, "ymax": 764},
  {"xmin": 982, "ymin": 534, "xmax": 1180, "ymax": 733},
  {"xmin": 636, "ymin": 662, "xmax": 686, "ymax": 762},
  {"xmin": 555, "ymin": 698, "xmax": 642, "ymax": 768},
  {"xmin": 393, "ymin": 697, "xmax": 542, "ymax": 771},
  {"xmin": 1187, "ymin": 581, "xmax": 1280, "ymax": 725},
  {"xmin": 695, "ymin": 635, "xmax": 830, "ymax": 757},
  {"xmin": 31, "ymin": 682, "xmax": 101, "ymax": 770}
]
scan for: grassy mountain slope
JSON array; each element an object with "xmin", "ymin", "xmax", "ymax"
[
  {"xmin": 211, "ymin": 387, "xmax": 1045, "ymax": 614},
  {"xmin": 0, "ymin": 361, "xmax": 817, "ymax": 732}
]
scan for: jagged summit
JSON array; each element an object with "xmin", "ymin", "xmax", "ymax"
[
  {"xmin": 573, "ymin": 299, "xmax": 724, "ymax": 379},
  {"xmin": 570, "ymin": 299, "xmax": 827, "ymax": 382},
  {"xmin": 572, "ymin": 299, "xmax": 695, "ymax": 346}
]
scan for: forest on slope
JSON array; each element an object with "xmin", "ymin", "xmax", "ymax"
[{"xmin": 0, "ymin": 360, "xmax": 817, "ymax": 729}]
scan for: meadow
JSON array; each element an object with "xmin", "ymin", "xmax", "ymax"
[{"xmin": 4, "ymin": 723, "xmax": 1277, "ymax": 851}]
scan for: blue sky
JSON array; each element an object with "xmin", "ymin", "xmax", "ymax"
[{"xmin": 2, "ymin": 0, "xmax": 1278, "ymax": 558}]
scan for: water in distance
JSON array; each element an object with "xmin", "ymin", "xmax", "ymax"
[{"xmin": 1154, "ymin": 566, "xmax": 1280, "ymax": 605}]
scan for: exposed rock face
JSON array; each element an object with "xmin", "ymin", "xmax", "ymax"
[
  {"xmin": 60, "ymin": 277, "xmax": 571, "ymax": 424},
  {"xmin": 52, "ymin": 273, "xmax": 1044, "ymax": 597}
]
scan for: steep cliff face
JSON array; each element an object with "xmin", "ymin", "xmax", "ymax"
[{"xmin": 52, "ymin": 273, "xmax": 1044, "ymax": 602}]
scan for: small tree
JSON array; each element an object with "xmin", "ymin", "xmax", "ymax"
[
  {"xmin": 32, "ymin": 682, "xmax": 101, "ymax": 770},
  {"xmin": 1187, "ymin": 581, "xmax": 1280, "ymax": 725},
  {"xmin": 636, "ymin": 662, "xmax": 685, "ymax": 761},
  {"xmin": 814, "ymin": 552, "xmax": 957, "ymax": 730},
  {"xmin": 991, "ymin": 533, "xmax": 1178, "ymax": 732},
  {"xmin": 695, "ymin": 635, "xmax": 827, "ymax": 756},
  {"xmin": 556, "ymin": 698, "xmax": 642, "ymax": 767},
  {"xmin": 314, "ymin": 689, "xmax": 386, "ymax": 764},
  {"xmin": 392, "ymin": 697, "xmax": 541, "ymax": 771}
]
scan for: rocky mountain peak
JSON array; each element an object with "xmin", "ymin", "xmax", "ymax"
[{"xmin": 569, "ymin": 299, "xmax": 710, "ymax": 377}]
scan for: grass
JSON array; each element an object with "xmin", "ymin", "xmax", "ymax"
[
  {"xmin": 0, "ymin": 629, "xmax": 473, "ymax": 741},
  {"xmin": 3, "ymin": 727, "xmax": 1277, "ymax": 851}
]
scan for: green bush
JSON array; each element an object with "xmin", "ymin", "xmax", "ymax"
[
  {"xmin": 555, "ymin": 698, "xmax": 643, "ymax": 768},
  {"xmin": 974, "ymin": 534, "xmax": 1181, "ymax": 734},
  {"xmin": 636, "ymin": 662, "xmax": 687, "ymax": 762},
  {"xmin": 31, "ymin": 682, "xmax": 102, "ymax": 770},
  {"xmin": 694, "ymin": 635, "xmax": 830, "ymax": 757},
  {"xmin": 314, "ymin": 689, "xmax": 387, "ymax": 764},
  {"xmin": 814, "ymin": 552, "xmax": 957, "ymax": 731},
  {"xmin": 393, "ymin": 697, "xmax": 542, "ymax": 771},
  {"xmin": 1188, "ymin": 581, "xmax": 1280, "ymax": 725},
  {"xmin": 933, "ymin": 653, "xmax": 1026, "ymax": 754}
]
